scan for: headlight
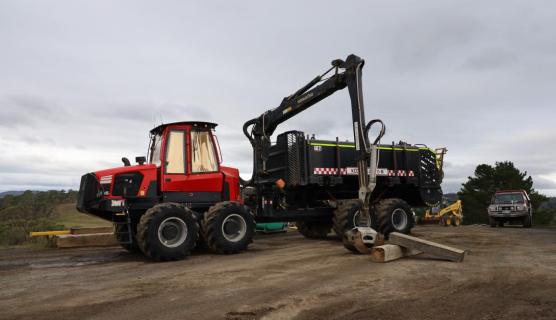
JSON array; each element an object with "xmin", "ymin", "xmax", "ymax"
[{"xmin": 516, "ymin": 205, "xmax": 523, "ymax": 210}]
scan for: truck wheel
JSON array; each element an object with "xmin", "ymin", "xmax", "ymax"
[
  {"xmin": 375, "ymin": 198, "xmax": 414, "ymax": 236},
  {"xmin": 332, "ymin": 200, "xmax": 370, "ymax": 238},
  {"xmin": 202, "ymin": 202, "xmax": 255, "ymax": 254},
  {"xmin": 115, "ymin": 223, "xmax": 142, "ymax": 254},
  {"xmin": 296, "ymin": 221, "xmax": 332, "ymax": 239},
  {"xmin": 497, "ymin": 221, "xmax": 504, "ymax": 227},
  {"xmin": 489, "ymin": 217, "xmax": 496, "ymax": 227},
  {"xmin": 523, "ymin": 214, "xmax": 532, "ymax": 228},
  {"xmin": 137, "ymin": 203, "xmax": 199, "ymax": 261},
  {"xmin": 191, "ymin": 211, "xmax": 208, "ymax": 252}
]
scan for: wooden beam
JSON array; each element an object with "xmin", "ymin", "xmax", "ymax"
[
  {"xmin": 370, "ymin": 244, "xmax": 422, "ymax": 263},
  {"xmin": 55, "ymin": 233, "xmax": 118, "ymax": 248},
  {"xmin": 388, "ymin": 232, "xmax": 465, "ymax": 262},
  {"xmin": 70, "ymin": 226, "xmax": 114, "ymax": 235}
]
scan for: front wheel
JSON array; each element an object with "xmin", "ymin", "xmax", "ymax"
[
  {"xmin": 523, "ymin": 214, "xmax": 532, "ymax": 228},
  {"xmin": 202, "ymin": 202, "xmax": 255, "ymax": 254},
  {"xmin": 489, "ymin": 217, "xmax": 497, "ymax": 227},
  {"xmin": 137, "ymin": 203, "xmax": 199, "ymax": 261},
  {"xmin": 375, "ymin": 198, "xmax": 414, "ymax": 236}
]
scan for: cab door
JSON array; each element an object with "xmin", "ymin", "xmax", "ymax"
[
  {"xmin": 183, "ymin": 128, "xmax": 223, "ymax": 202},
  {"xmin": 160, "ymin": 127, "xmax": 223, "ymax": 206}
]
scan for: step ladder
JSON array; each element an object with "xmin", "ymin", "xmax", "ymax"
[{"xmin": 113, "ymin": 211, "xmax": 133, "ymax": 245}]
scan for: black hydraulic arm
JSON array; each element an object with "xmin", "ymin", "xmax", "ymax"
[{"xmin": 242, "ymin": 54, "xmax": 377, "ymax": 192}]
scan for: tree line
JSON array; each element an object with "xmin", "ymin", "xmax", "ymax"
[
  {"xmin": 457, "ymin": 161, "xmax": 554, "ymax": 225},
  {"xmin": 0, "ymin": 190, "xmax": 78, "ymax": 245}
]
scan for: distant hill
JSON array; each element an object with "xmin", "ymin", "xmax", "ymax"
[
  {"xmin": 0, "ymin": 191, "xmax": 26, "ymax": 198},
  {"xmin": 443, "ymin": 193, "xmax": 458, "ymax": 203}
]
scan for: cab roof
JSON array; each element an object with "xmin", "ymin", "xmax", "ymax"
[{"xmin": 150, "ymin": 121, "xmax": 217, "ymax": 134}]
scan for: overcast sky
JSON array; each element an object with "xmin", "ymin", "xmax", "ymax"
[{"xmin": 1, "ymin": 1, "xmax": 555, "ymax": 196}]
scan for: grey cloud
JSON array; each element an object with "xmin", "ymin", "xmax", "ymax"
[
  {"xmin": 0, "ymin": 94, "xmax": 68, "ymax": 127},
  {"xmin": 463, "ymin": 48, "xmax": 518, "ymax": 70},
  {"xmin": 0, "ymin": 0, "xmax": 555, "ymax": 196}
]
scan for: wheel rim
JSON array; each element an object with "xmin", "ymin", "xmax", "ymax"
[
  {"xmin": 158, "ymin": 217, "xmax": 188, "ymax": 248},
  {"xmin": 352, "ymin": 210, "xmax": 372, "ymax": 228},
  {"xmin": 391, "ymin": 208, "xmax": 408, "ymax": 231},
  {"xmin": 222, "ymin": 214, "xmax": 247, "ymax": 242}
]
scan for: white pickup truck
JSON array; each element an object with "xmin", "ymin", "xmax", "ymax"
[{"xmin": 487, "ymin": 190, "xmax": 532, "ymax": 228}]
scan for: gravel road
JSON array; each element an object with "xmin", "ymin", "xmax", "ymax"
[{"xmin": 1, "ymin": 225, "xmax": 555, "ymax": 320}]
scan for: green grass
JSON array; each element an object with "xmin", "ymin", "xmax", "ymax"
[{"xmin": 54, "ymin": 203, "xmax": 112, "ymax": 229}]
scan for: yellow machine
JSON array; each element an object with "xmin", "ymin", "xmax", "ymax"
[{"xmin": 418, "ymin": 200, "xmax": 463, "ymax": 226}]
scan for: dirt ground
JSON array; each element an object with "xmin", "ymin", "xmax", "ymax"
[{"xmin": 0, "ymin": 225, "xmax": 555, "ymax": 320}]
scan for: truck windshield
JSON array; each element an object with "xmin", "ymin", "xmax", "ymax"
[
  {"xmin": 493, "ymin": 193, "xmax": 525, "ymax": 204},
  {"xmin": 148, "ymin": 133, "xmax": 162, "ymax": 166}
]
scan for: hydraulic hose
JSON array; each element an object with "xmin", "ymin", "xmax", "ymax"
[
  {"xmin": 364, "ymin": 119, "xmax": 386, "ymax": 146},
  {"xmin": 241, "ymin": 118, "xmax": 260, "ymax": 186}
]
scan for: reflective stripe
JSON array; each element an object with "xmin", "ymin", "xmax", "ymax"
[{"xmin": 308, "ymin": 142, "xmax": 433, "ymax": 153}]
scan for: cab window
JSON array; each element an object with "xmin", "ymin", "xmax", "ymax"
[
  {"xmin": 191, "ymin": 130, "xmax": 218, "ymax": 173},
  {"xmin": 149, "ymin": 133, "xmax": 162, "ymax": 166},
  {"xmin": 165, "ymin": 130, "xmax": 186, "ymax": 174}
]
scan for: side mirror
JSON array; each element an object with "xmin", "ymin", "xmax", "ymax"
[
  {"xmin": 136, "ymin": 156, "xmax": 146, "ymax": 165},
  {"xmin": 122, "ymin": 157, "xmax": 131, "ymax": 167}
]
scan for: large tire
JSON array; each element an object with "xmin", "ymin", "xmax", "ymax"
[
  {"xmin": 115, "ymin": 223, "xmax": 142, "ymax": 254},
  {"xmin": 375, "ymin": 198, "xmax": 414, "ymax": 236},
  {"xmin": 332, "ymin": 200, "xmax": 370, "ymax": 238},
  {"xmin": 498, "ymin": 220, "xmax": 504, "ymax": 227},
  {"xmin": 296, "ymin": 221, "xmax": 332, "ymax": 239},
  {"xmin": 137, "ymin": 203, "xmax": 199, "ymax": 261},
  {"xmin": 202, "ymin": 201, "xmax": 255, "ymax": 254},
  {"xmin": 523, "ymin": 214, "xmax": 532, "ymax": 228}
]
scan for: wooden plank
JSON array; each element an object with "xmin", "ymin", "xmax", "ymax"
[
  {"xmin": 55, "ymin": 233, "xmax": 118, "ymax": 248},
  {"xmin": 70, "ymin": 226, "xmax": 114, "ymax": 235},
  {"xmin": 370, "ymin": 244, "xmax": 422, "ymax": 263},
  {"xmin": 388, "ymin": 232, "xmax": 465, "ymax": 262}
]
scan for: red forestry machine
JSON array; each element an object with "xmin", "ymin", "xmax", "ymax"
[{"xmin": 77, "ymin": 54, "xmax": 444, "ymax": 260}]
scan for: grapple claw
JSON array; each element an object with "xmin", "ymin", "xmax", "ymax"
[{"xmin": 343, "ymin": 227, "xmax": 379, "ymax": 254}]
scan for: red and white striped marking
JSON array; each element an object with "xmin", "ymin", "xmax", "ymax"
[
  {"xmin": 313, "ymin": 168, "xmax": 347, "ymax": 175},
  {"xmin": 313, "ymin": 167, "xmax": 416, "ymax": 177}
]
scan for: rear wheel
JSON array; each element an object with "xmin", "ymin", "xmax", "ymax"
[
  {"xmin": 296, "ymin": 221, "xmax": 332, "ymax": 239},
  {"xmin": 202, "ymin": 202, "xmax": 255, "ymax": 254},
  {"xmin": 332, "ymin": 200, "xmax": 370, "ymax": 238},
  {"xmin": 375, "ymin": 198, "xmax": 414, "ymax": 236},
  {"xmin": 137, "ymin": 203, "xmax": 199, "ymax": 261}
]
